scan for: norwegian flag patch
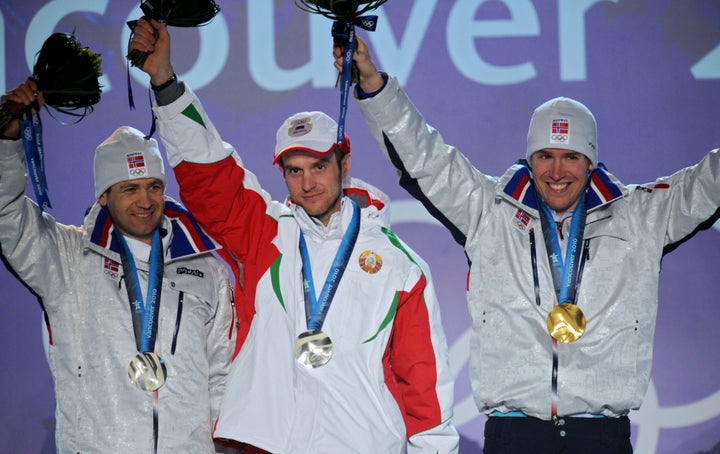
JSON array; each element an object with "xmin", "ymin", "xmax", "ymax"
[
  {"xmin": 512, "ymin": 208, "xmax": 532, "ymax": 232},
  {"xmin": 103, "ymin": 257, "xmax": 121, "ymax": 282},
  {"xmin": 550, "ymin": 118, "xmax": 569, "ymax": 145},
  {"xmin": 126, "ymin": 151, "xmax": 148, "ymax": 179}
]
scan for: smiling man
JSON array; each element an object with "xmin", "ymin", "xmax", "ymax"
[
  {"xmin": 526, "ymin": 98, "xmax": 598, "ymax": 221},
  {"xmin": 339, "ymin": 37, "xmax": 720, "ymax": 453},
  {"xmin": 530, "ymin": 147, "xmax": 592, "ymax": 216},
  {"xmin": 98, "ymin": 171, "xmax": 165, "ymax": 243},
  {"xmin": 0, "ymin": 81, "xmax": 235, "ymax": 453}
]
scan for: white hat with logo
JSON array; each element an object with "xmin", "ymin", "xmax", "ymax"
[
  {"xmin": 273, "ymin": 111, "xmax": 351, "ymax": 165},
  {"xmin": 526, "ymin": 97, "xmax": 597, "ymax": 167},
  {"xmin": 93, "ymin": 126, "xmax": 166, "ymax": 199}
]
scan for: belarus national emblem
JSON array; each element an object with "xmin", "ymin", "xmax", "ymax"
[
  {"xmin": 359, "ymin": 250, "xmax": 383, "ymax": 274},
  {"xmin": 288, "ymin": 116, "xmax": 313, "ymax": 137}
]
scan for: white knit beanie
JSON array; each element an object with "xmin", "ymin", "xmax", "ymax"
[
  {"xmin": 93, "ymin": 126, "xmax": 166, "ymax": 199},
  {"xmin": 526, "ymin": 97, "xmax": 598, "ymax": 167}
]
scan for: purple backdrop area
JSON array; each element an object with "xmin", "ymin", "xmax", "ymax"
[{"xmin": 1, "ymin": 1, "xmax": 719, "ymax": 453}]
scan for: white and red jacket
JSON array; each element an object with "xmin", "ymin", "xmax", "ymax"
[{"xmin": 155, "ymin": 85, "xmax": 458, "ymax": 453}]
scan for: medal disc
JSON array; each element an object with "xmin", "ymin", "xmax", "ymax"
[
  {"xmin": 294, "ymin": 329, "xmax": 333, "ymax": 369},
  {"xmin": 546, "ymin": 304, "xmax": 587, "ymax": 343},
  {"xmin": 128, "ymin": 352, "xmax": 167, "ymax": 391}
]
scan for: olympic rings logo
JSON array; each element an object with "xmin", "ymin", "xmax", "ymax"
[
  {"xmin": 128, "ymin": 168, "xmax": 147, "ymax": 177},
  {"xmin": 551, "ymin": 134, "xmax": 568, "ymax": 143}
]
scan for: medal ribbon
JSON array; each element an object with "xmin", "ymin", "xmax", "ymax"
[
  {"xmin": 19, "ymin": 109, "xmax": 52, "ymax": 211},
  {"xmin": 114, "ymin": 228, "xmax": 164, "ymax": 352},
  {"xmin": 331, "ymin": 16, "xmax": 378, "ymax": 144},
  {"xmin": 299, "ymin": 199, "xmax": 360, "ymax": 331},
  {"xmin": 533, "ymin": 176, "xmax": 590, "ymax": 422},
  {"xmin": 536, "ymin": 189, "xmax": 588, "ymax": 307}
]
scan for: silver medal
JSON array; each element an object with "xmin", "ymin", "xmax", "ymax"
[
  {"xmin": 128, "ymin": 352, "xmax": 167, "ymax": 391},
  {"xmin": 294, "ymin": 329, "xmax": 333, "ymax": 369}
]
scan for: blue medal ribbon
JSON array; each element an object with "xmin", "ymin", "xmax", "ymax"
[
  {"xmin": 299, "ymin": 200, "xmax": 360, "ymax": 330},
  {"xmin": 331, "ymin": 16, "xmax": 378, "ymax": 144},
  {"xmin": 19, "ymin": 109, "xmax": 52, "ymax": 211},
  {"xmin": 532, "ymin": 175, "xmax": 592, "ymax": 421},
  {"xmin": 114, "ymin": 228, "xmax": 164, "ymax": 352},
  {"xmin": 535, "ymin": 182, "xmax": 588, "ymax": 306}
]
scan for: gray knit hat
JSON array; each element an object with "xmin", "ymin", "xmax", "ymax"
[
  {"xmin": 93, "ymin": 126, "xmax": 166, "ymax": 199},
  {"xmin": 526, "ymin": 97, "xmax": 597, "ymax": 167}
]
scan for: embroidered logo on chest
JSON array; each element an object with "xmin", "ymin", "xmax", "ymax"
[
  {"xmin": 359, "ymin": 250, "xmax": 383, "ymax": 274},
  {"xmin": 512, "ymin": 208, "xmax": 533, "ymax": 232},
  {"xmin": 102, "ymin": 257, "xmax": 121, "ymax": 282}
]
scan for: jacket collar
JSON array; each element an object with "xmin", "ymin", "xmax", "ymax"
[
  {"xmin": 85, "ymin": 197, "xmax": 221, "ymax": 260},
  {"xmin": 498, "ymin": 162, "xmax": 626, "ymax": 214}
]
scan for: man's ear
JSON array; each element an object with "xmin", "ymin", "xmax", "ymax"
[
  {"xmin": 98, "ymin": 193, "xmax": 108, "ymax": 207},
  {"xmin": 341, "ymin": 153, "xmax": 351, "ymax": 179},
  {"xmin": 276, "ymin": 156, "xmax": 286, "ymax": 176}
]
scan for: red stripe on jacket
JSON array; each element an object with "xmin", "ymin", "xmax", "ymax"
[{"xmin": 383, "ymin": 274, "xmax": 443, "ymax": 438}]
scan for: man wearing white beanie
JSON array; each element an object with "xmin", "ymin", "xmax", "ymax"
[
  {"xmin": 338, "ymin": 38, "xmax": 720, "ymax": 453},
  {"xmin": 0, "ymin": 80, "xmax": 235, "ymax": 453}
]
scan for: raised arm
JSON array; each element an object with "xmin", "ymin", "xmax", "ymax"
[
  {"xmin": 334, "ymin": 36, "xmax": 495, "ymax": 246},
  {"xmin": 128, "ymin": 18, "xmax": 176, "ymax": 89}
]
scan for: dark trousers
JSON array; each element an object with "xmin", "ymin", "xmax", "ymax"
[{"xmin": 484, "ymin": 415, "xmax": 633, "ymax": 454}]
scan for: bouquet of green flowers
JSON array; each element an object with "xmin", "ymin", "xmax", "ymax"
[
  {"xmin": 126, "ymin": 0, "xmax": 221, "ymax": 68},
  {"xmin": 0, "ymin": 32, "xmax": 102, "ymax": 130}
]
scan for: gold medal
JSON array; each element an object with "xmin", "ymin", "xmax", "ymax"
[
  {"xmin": 546, "ymin": 304, "xmax": 586, "ymax": 343},
  {"xmin": 128, "ymin": 352, "xmax": 167, "ymax": 391},
  {"xmin": 295, "ymin": 329, "xmax": 333, "ymax": 369}
]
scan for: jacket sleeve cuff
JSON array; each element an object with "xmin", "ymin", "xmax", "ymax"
[{"xmin": 355, "ymin": 72, "xmax": 389, "ymax": 99}]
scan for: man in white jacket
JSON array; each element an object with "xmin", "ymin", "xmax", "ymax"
[
  {"xmin": 334, "ymin": 37, "xmax": 720, "ymax": 453},
  {"xmin": 0, "ymin": 80, "xmax": 235, "ymax": 453},
  {"xmin": 130, "ymin": 18, "xmax": 459, "ymax": 454}
]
